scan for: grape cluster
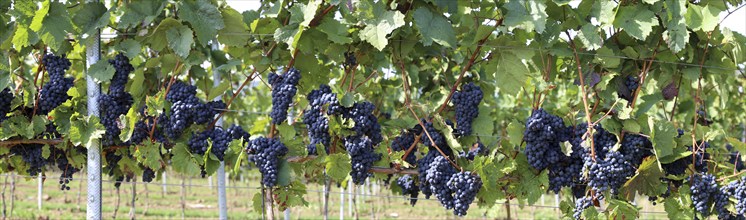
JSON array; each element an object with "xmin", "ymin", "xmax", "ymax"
[
  {"xmin": 418, "ymin": 119, "xmax": 446, "ymax": 148},
  {"xmin": 187, "ymin": 127, "xmax": 232, "ymax": 160},
  {"xmin": 460, "ymin": 142, "xmax": 488, "ymax": 161},
  {"xmin": 227, "ymin": 125, "xmax": 250, "ymax": 142},
  {"xmin": 108, "ymin": 54, "xmax": 134, "ymax": 93},
  {"xmin": 620, "ymin": 134, "xmax": 653, "ymax": 166},
  {"xmin": 578, "ymin": 124, "xmax": 635, "ymax": 194},
  {"xmin": 451, "ymin": 83, "xmax": 483, "ymax": 136},
  {"xmin": 344, "ymin": 51, "xmax": 357, "ymax": 67},
  {"xmin": 396, "ymin": 175, "xmax": 419, "ymax": 206},
  {"xmin": 38, "ymin": 54, "xmax": 74, "ymax": 115},
  {"xmin": 523, "ymin": 109, "xmax": 571, "ymax": 170},
  {"xmin": 11, "ymin": 144, "xmax": 46, "ymax": 176},
  {"xmin": 447, "ymin": 171, "xmax": 482, "ymax": 216},
  {"xmin": 104, "ymin": 152, "xmax": 124, "ymax": 188},
  {"xmin": 303, "ymin": 84, "xmax": 340, "ymax": 154},
  {"xmin": 341, "ymin": 102, "xmax": 383, "ymax": 145},
  {"xmin": 345, "ymin": 135, "xmax": 381, "ymax": 185},
  {"xmin": 53, "ymin": 149, "xmax": 78, "ymax": 190},
  {"xmin": 426, "ymin": 156, "xmax": 457, "ymax": 210},
  {"xmin": 269, "ymin": 68, "xmax": 301, "ymax": 125},
  {"xmin": 99, "ymin": 92, "xmax": 133, "ymax": 146},
  {"xmin": 247, "ymin": 137, "xmax": 289, "ymax": 187},
  {"xmin": 690, "ymin": 173, "xmax": 719, "ymax": 216},
  {"xmin": 574, "ymin": 197, "xmax": 593, "ymax": 219},
  {"xmin": 391, "ymin": 132, "xmax": 416, "ymax": 165},
  {"xmin": 163, "ymin": 80, "xmax": 225, "ymax": 139},
  {"xmin": 734, "ymin": 177, "xmax": 746, "ymax": 215},
  {"xmin": 417, "ymin": 150, "xmax": 438, "ymax": 198},
  {"xmin": 142, "ymin": 167, "xmax": 155, "ymax": 183},
  {"xmin": 0, "ymin": 88, "xmax": 13, "ymax": 122},
  {"xmin": 129, "ymin": 115, "xmax": 168, "ymax": 145},
  {"xmin": 619, "ymin": 75, "xmax": 639, "ymax": 101}
]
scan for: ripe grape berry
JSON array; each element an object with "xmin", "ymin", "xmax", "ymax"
[
  {"xmin": 269, "ymin": 68, "xmax": 301, "ymax": 125},
  {"xmin": 344, "ymin": 135, "xmax": 381, "ymax": 185},
  {"xmin": 247, "ymin": 137, "xmax": 289, "ymax": 187},
  {"xmin": 54, "ymin": 149, "xmax": 79, "ymax": 191},
  {"xmin": 523, "ymin": 109, "xmax": 570, "ymax": 170},
  {"xmin": 341, "ymin": 102, "xmax": 383, "ymax": 145},
  {"xmin": 303, "ymin": 84, "xmax": 340, "ymax": 154},
  {"xmin": 38, "ymin": 54, "xmax": 74, "ymax": 115},
  {"xmin": 0, "ymin": 88, "xmax": 13, "ymax": 122},
  {"xmin": 733, "ymin": 177, "xmax": 746, "ymax": 215},
  {"xmin": 451, "ymin": 82, "xmax": 483, "ymax": 137},
  {"xmin": 396, "ymin": 175, "xmax": 419, "ymax": 206},
  {"xmin": 447, "ymin": 171, "xmax": 482, "ymax": 216}
]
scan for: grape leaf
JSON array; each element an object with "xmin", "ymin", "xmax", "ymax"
[
  {"xmin": 178, "ymin": 0, "xmax": 224, "ymax": 46},
  {"xmin": 115, "ymin": 39, "xmax": 141, "ymax": 59},
  {"xmin": 325, "ymin": 153, "xmax": 351, "ymax": 182},
  {"xmin": 663, "ymin": 0, "xmax": 688, "ymax": 53},
  {"xmin": 172, "ymin": 143, "xmax": 202, "ymax": 176},
  {"xmin": 87, "ymin": 59, "xmax": 116, "ymax": 84},
  {"xmin": 685, "ymin": 4, "xmax": 720, "ymax": 32},
  {"xmin": 650, "ymin": 119, "xmax": 676, "ymax": 160},
  {"xmin": 412, "ymin": 7, "xmax": 456, "ymax": 47},
  {"xmin": 607, "ymin": 198, "xmax": 639, "ymax": 220},
  {"xmin": 613, "ymin": 6, "xmax": 657, "ymax": 41},
  {"xmin": 577, "ymin": 23, "xmax": 602, "ymax": 50},
  {"xmin": 119, "ymin": 0, "xmax": 165, "ymax": 29},
  {"xmin": 33, "ymin": 1, "xmax": 74, "ymax": 50},
  {"xmin": 72, "ymin": 2, "xmax": 110, "ymax": 38},
  {"xmin": 494, "ymin": 50, "xmax": 533, "ymax": 95},
  {"xmin": 69, "ymin": 115, "xmax": 105, "ymax": 149},
  {"xmin": 218, "ymin": 8, "xmax": 250, "ymax": 47},
  {"xmin": 166, "ymin": 25, "xmax": 194, "ymax": 59},
  {"xmin": 359, "ymin": 2, "xmax": 405, "ymax": 51},
  {"xmin": 317, "ymin": 17, "xmax": 352, "ymax": 44},
  {"xmin": 503, "ymin": 0, "xmax": 548, "ymax": 33},
  {"xmin": 620, "ymin": 157, "xmax": 666, "ymax": 200}
]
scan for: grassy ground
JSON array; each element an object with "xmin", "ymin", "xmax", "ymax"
[{"xmin": 0, "ymin": 171, "xmax": 668, "ymax": 219}]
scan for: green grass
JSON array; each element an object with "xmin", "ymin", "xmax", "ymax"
[{"xmin": 0, "ymin": 172, "xmax": 667, "ymax": 219}]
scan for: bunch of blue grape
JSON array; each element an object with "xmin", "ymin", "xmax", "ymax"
[
  {"xmin": 227, "ymin": 124, "xmax": 250, "ymax": 142},
  {"xmin": 165, "ymin": 99, "xmax": 198, "ymax": 139},
  {"xmin": 396, "ymin": 175, "xmax": 419, "ymax": 206},
  {"xmin": 104, "ymin": 152, "xmax": 124, "ymax": 188},
  {"xmin": 129, "ymin": 115, "xmax": 168, "ymax": 145},
  {"xmin": 574, "ymin": 196, "xmax": 593, "ymax": 219},
  {"xmin": 187, "ymin": 127, "xmax": 232, "ymax": 160},
  {"xmin": 344, "ymin": 135, "xmax": 381, "ymax": 184},
  {"xmin": 99, "ymin": 92, "xmax": 133, "ymax": 146},
  {"xmin": 38, "ymin": 54, "xmax": 74, "ymax": 115},
  {"xmin": 690, "ymin": 173, "xmax": 720, "ymax": 216},
  {"xmin": 523, "ymin": 109, "xmax": 571, "ymax": 170},
  {"xmin": 460, "ymin": 142, "xmax": 488, "ymax": 161},
  {"xmin": 733, "ymin": 177, "xmax": 746, "ymax": 215},
  {"xmin": 391, "ymin": 132, "xmax": 416, "ymax": 165},
  {"xmin": 269, "ymin": 68, "xmax": 301, "ymax": 125},
  {"xmin": 11, "ymin": 144, "xmax": 46, "ymax": 176},
  {"xmin": 727, "ymin": 144, "xmax": 745, "ymax": 171},
  {"xmin": 0, "ymin": 88, "xmax": 13, "ymax": 122},
  {"xmin": 620, "ymin": 134, "xmax": 653, "ymax": 166},
  {"xmin": 619, "ymin": 75, "xmax": 639, "ymax": 101},
  {"xmin": 716, "ymin": 181, "xmax": 737, "ymax": 219},
  {"xmin": 303, "ymin": 84, "xmax": 340, "ymax": 154},
  {"xmin": 163, "ymin": 80, "xmax": 225, "ymax": 139},
  {"xmin": 247, "ymin": 137, "xmax": 289, "ymax": 187},
  {"xmin": 344, "ymin": 51, "xmax": 357, "ymax": 67},
  {"xmin": 194, "ymin": 101, "xmax": 226, "ymax": 124},
  {"xmin": 108, "ymin": 53, "xmax": 134, "ymax": 93},
  {"xmin": 426, "ymin": 155, "xmax": 457, "ymax": 210},
  {"xmin": 578, "ymin": 124, "xmax": 635, "ymax": 194},
  {"xmin": 544, "ymin": 123, "xmax": 585, "ymax": 193},
  {"xmin": 166, "ymin": 81, "xmax": 198, "ymax": 103},
  {"xmin": 418, "ymin": 119, "xmax": 446, "ymax": 148},
  {"xmin": 341, "ymin": 102, "xmax": 383, "ymax": 145},
  {"xmin": 451, "ymin": 83, "xmax": 483, "ymax": 137},
  {"xmin": 447, "ymin": 171, "xmax": 482, "ymax": 216},
  {"xmin": 53, "ymin": 149, "xmax": 78, "ymax": 190},
  {"xmin": 142, "ymin": 167, "xmax": 155, "ymax": 183},
  {"xmin": 417, "ymin": 150, "xmax": 438, "ymax": 198}
]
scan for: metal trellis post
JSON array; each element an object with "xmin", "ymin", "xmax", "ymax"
[
  {"xmin": 212, "ymin": 40, "xmax": 228, "ymax": 220},
  {"xmin": 85, "ymin": 20, "xmax": 102, "ymax": 220}
]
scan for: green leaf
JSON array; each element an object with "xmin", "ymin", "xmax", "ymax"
[
  {"xmin": 218, "ymin": 8, "xmax": 250, "ymax": 47},
  {"xmin": 317, "ymin": 17, "xmax": 352, "ymax": 44},
  {"xmin": 685, "ymin": 4, "xmax": 720, "ymax": 32},
  {"xmin": 134, "ymin": 141, "xmax": 162, "ymax": 170},
  {"xmin": 166, "ymin": 25, "xmax": 195, "ymax": 59},
  {"xmin": 664, "ymin": 190, "xmax": 694, "ymax": 219},
  {"xmin": 412, "ymin": 7, "xmax": 456, "ymax": 47},
  {"xmin": 620, "ymin": 157, "xmax": 666, "ymax": 200},
  {"xmin": 613, "ymin": 6, "xmax": 658, "ymax": 41},
  {"xmin": 148, "ymin": 18, "xmax": 183, "ymax": 51},
  {"xmin": 29, "ymin": 0, "xmax": 50, "ymax": 32},
  {"xmin": 178, "ymin": 0, "xmax": 224, "ymax": 46},
  {"xmin": 274, "ymin": 23, "xmax": 303, "ymax": 51},
  {"xmin": 325, "ymin": 153, "xmax": 351, "ymax": 182},
  {"xmin": 172, "ymin": 143, "xmax": 202, "ymax": 176},
  {"xmin": 277, "ymin": 160, "xmax": 293, "ymax": 186},
  {"xmin": 507, "ymin": 120, "xmax": 524, "ymax": 147},
  {"xmin": 495, "ymin": 50, "xmax": 533, "ymax": 95},
  {"xmin": 71, "ymin": 2, "xmax": 109, "ymax": 38},
  {"xmin": 727, "ymin": 137, "xmax": 746, "ymax": 153},
  {"xmin": 41, "ymin": 145, "xmax": 50, "ymax": 159},
  {"xmin": 3, "ymin": 116, "xmax": 33, "ymax": 139},
  {"xmin": 664, "ymin": 0, "xmax": 688, "ymax": 53},
  {"xmin": 650, "ymin": 119, "xmax": 676, "ymax": 160},
  {"xmin": 120, "ymin": 107, "xmax": 138, "ymax": 142},
  {"xmin": 207, "ymin": 80, "xmax": 230, "ymax": 101},
  {"xmin": 31, "ymin": 115, "xmax": 47, "ymax": 137},
  {"xmin": 87, "ymin": 59, "xmax": 116, "ymax": 83},
  {"xmin": 115, "ymin": 39, "xmax": 141, "ymax": 58},
  {"xmin": 577, "ymin": 23, "xmax": 602, "ymax": 50},
  {"xmin": 252, "ymin": 192, "xmax": 264, "ymax": 213},
  {"xmin": 503, "ymin": 0, "xmax": 548, "ymax": 33},
  {"xmin": 34, "ymin": 2, "xmax": 74, "ymax": 50},
  {"xmin": 119, "ymin": 0, "xmax": 165, "ymax": 29},
  {"xmin": 359, "ymin": 2, "xmax": 405, "ymax": 51},
  {"xmin": 69, "ymin": 115, "xmax": 105, "ymax": 149},
  {"xmin": 607, "ymin": 199, "xmax": 639, "ymax": 219},
  {"xmin": 298, "ymin": 0, "xmax": 321, "ymax": 27},
  {"xmin": 591, "ymin": 0, "xmax": 616, "ymax": 28},
  {"xmin": 12, "ymin": 26, "xmax": 36, "ymax": 49}
]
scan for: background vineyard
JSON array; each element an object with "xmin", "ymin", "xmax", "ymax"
[{"xmin": 0, "ymin": 0, "xmax": 745, "ymax": 219}]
